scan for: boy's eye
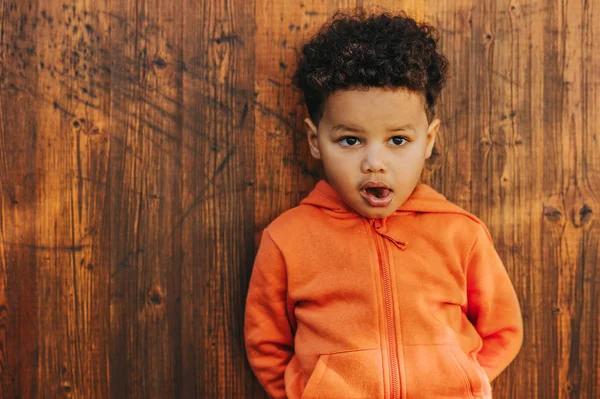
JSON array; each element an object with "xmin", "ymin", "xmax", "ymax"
[
  {"xmin": 391, "ymin": 136, "xmax": 408, "ymax": 146},
  {"xmin": 339, "ymin": 136, "xmax": 360, "ymax": 146}
]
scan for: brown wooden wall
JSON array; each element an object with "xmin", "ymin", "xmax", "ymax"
[{"xmin": 0, "ymin": 0, "xmax": 598, "ymax": 398}]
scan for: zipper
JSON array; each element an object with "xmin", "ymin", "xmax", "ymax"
[{"xmin": 372, "ymin": 226, "xmax": 401, "ymax": 399}]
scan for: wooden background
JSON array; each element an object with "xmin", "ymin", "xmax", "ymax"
[{"xmin": 0, "ymin": 0, "xmax": 598, "ymax": 398}]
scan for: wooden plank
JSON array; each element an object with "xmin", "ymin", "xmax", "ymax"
[
  {"xmin": 579, "ymin": 0, "xmax": 600, "ymax": 395},
  {"xmin": 0, "ymin": 1, "xmax": 41, "ymax": 398},
  {"xmin": 138, "ymin": 2, "xmax": 185, "ymax": 398},
  {"xmin": 54, "ymin": 2, "xmax": 114, "ymax": 398},
  {"xmin": 540, "ymin": 0, "xmax": 599, "ymax": 397},
  {"xmin": 104, "ymin": 1, "xmax": 153, "ymax": 397},
  {"xmin": 101, "ymin": 0, "xmax": 188, "ymax": 397},
  {"xmin": 180, "ymin": 0, "xmax": 255, "ymax": 397},
  {"xmin": 464, "ymin": 1, "xmax": 543, "ymax": 396},
  {"xmin": 24, "ymin": 1, "xmax": 113, "ymax": 397},
  {"xmin": 101, "ymin": 0, "xmax": 184, "ymax": 397}
]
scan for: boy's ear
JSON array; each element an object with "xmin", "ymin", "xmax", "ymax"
[
  {"xmin": 304, "ymin": 118, "xmax": 321, "ymax": 160},
  {"xmin": 425, "ymin": 118, "xmax": 440, "ymax": 159}
]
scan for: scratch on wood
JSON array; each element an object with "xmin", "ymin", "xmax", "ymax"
[
  {"xmin": 156, "ymin": 145, "xmax": 237, "ymax": 258},
  {"xmin": 239, "ymin": 102, "xmax": 249, "ymax": 128},
  {"xmin": 213, "ymin": 145, "xmax": 236, "ymax": 178},
  {"xmin": 0, "ymin": 240, "xmax": 88, "ymax": 252}
]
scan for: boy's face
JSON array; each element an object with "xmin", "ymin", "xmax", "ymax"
[{"xmin": 304, "ymin": 87, "xmax": 440, "ymax": 219}]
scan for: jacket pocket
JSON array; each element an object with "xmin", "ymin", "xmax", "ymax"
[
  {"xmin": 285, "ymin": 355, "xmax": 306, "ymax": 399},
  {"xmin": 301, "ymin": 348, "xmax": 384, "ymax": 399},
  {"xmin": 403, "ymin": 343, "xmax": 491, "ymax": 399}
]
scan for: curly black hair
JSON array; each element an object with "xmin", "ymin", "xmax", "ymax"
[{"xmin": 292, "ymin": 8, "xmax": 449, "ymax": 126}]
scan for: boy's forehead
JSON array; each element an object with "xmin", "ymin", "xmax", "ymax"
[
  {"xmin": 327, "ymin": 86, "xmax": 425, "ymax": 105},
  {"xmin": 322, "ymin": 87, "xmax": 428, "ymax": 128}
]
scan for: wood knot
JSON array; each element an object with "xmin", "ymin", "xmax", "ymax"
[
  {"xmin": 73, "ymin": 118, "xmax": 86, "ymax": 129},
  {"xmin": 153, "ymin": 57, "xmax": 167, "ymax": 68},
  {"xmin": 565, "ymin": 381, "xmax": 576, "ymax": 393},
  {"xmin": 147, "ymin": 288, "xmax": 163, "ymax": 305},
  {"xmin": 543, "ymin": 205, "xmax": 562, "ymax": 222},
  {"xmin": 573, "ymin": 203, "xmax": 593, "ymax": 227},
  {"xmin": 61, "ymin": 379, "xmax": 73, "ymax": 392}
]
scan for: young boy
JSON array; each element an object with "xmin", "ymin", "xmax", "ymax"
[{"xmin": 244, "ymin": 9, "xmax": 523, "ymax": 399}]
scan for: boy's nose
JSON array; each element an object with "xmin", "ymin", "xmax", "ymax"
[{"xmin": 361, "ymin": 147, "xmax": 386, "ymax": 173}]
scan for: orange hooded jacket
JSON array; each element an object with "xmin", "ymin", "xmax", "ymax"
[{"xmin": 244, "ymin": 180, "xmax": 523, "ymax": 399}]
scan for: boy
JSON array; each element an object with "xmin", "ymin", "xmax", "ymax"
[{"xmin": 244, "ymin": 9, "xmax": 523, "ymax": 399}]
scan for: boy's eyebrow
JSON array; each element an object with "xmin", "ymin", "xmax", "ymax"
[
  {"xmin": 331, "ymin": 124, "xmax": 362, "ymax": 133},
  {"xmin": 331, "ymin": 123, "xmax": 416, "ymax": 133},
  {"xmin": 387, "ymin": 124, "xmax": 416, "ymax": 132}
]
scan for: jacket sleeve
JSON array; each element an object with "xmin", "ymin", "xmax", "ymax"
[
  {"xmin": 244, "ymin": 229, "xmax": 295, "ymax": 399},
  {"xmin": 465, "ymin": 224, "xmax": 524, "ymax": 382}
]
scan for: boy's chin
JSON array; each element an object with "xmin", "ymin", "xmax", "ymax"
[
  {"xmin": 341, "ymin": 194, "xmax": 399, "ymax": 219},
  {"xmin": 355, "ymin": 206, "xmax": 396, "ymax": 219}
]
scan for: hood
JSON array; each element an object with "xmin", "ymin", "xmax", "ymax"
[{"xmin": 299, "ymin": 179, "xmax": 490, "ymax": 249}]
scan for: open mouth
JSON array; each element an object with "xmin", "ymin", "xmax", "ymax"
[
  {"xmin": 360, "ymin": 186, "xmax": 394, "ymax": 207},
  {"xmin": 364, "ymin": 187, "xmax": 392, "ymax": 199}
]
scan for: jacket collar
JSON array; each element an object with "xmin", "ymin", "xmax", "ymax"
[{"xmin": 299, "ymin": 179, "xmax": 488, "ymax": 249}]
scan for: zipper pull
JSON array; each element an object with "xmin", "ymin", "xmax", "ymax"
[
  {"xmin": 370, "ymin": 219, "xmax": 407, "ymax": 250},
  {"xmin": 378, "ymin": 231, "xmax": 407, "ymax": 250}
]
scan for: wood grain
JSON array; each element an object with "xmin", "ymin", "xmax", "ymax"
[
  {"xmin": 0, "ymin": 0, "xmax": 597, "ymax": 398},
  {"xmin": 180, "ymin": 0, "xmax": 255, "ymax": 397},
  {"xmin": 0, "ymin": 2, "xmax": 41, "ymax": 399}
]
